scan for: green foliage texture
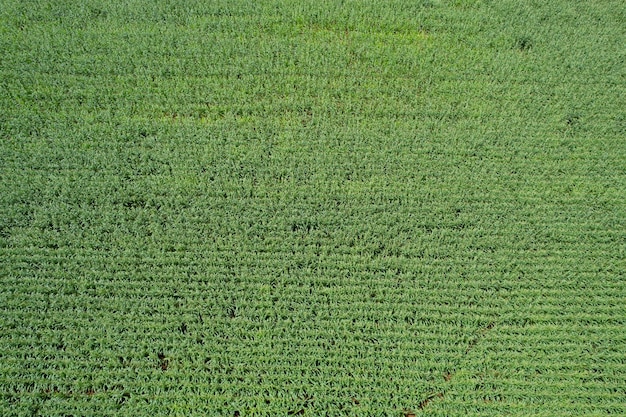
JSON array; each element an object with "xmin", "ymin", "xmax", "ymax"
[{"xmin": 1, "ymin": 0, "xmax": 625, "ymax": 415}]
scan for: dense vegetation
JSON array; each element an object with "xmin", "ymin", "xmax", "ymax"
[{"xmin": 1, "ymin": 0, "xmax": 624, "ymax": 415}]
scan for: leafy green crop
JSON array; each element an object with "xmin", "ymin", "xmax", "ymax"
[{"xmin": 1, "ymin": 0, "xmax": 625, "ymax": 415}]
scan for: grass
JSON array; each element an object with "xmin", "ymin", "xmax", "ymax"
[{"xmin": 1, "ymin": 0, "xmax": 625, "ymax": 415}]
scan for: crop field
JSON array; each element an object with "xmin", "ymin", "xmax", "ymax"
[{"xmin": 1, "ymin": 0, "xmax": 625, "ymax": 415}]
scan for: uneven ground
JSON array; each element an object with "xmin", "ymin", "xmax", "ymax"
[{"xmin": 1, "ymin": 0, "xmax": 625, "ymax": 415}]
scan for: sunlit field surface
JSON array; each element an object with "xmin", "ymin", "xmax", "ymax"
[{"xmin": 1, "ymin": 1, "xmax": 625, "ymax": 415}]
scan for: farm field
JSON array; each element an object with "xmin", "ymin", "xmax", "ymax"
[{"xmin": 1, "ymin": 0, "xmax": 625, "ymax": 415}]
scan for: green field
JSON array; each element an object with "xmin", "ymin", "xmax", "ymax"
[{"xmin": 1, "ymin": 0, "xmax": 625, "ymax": 415}]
